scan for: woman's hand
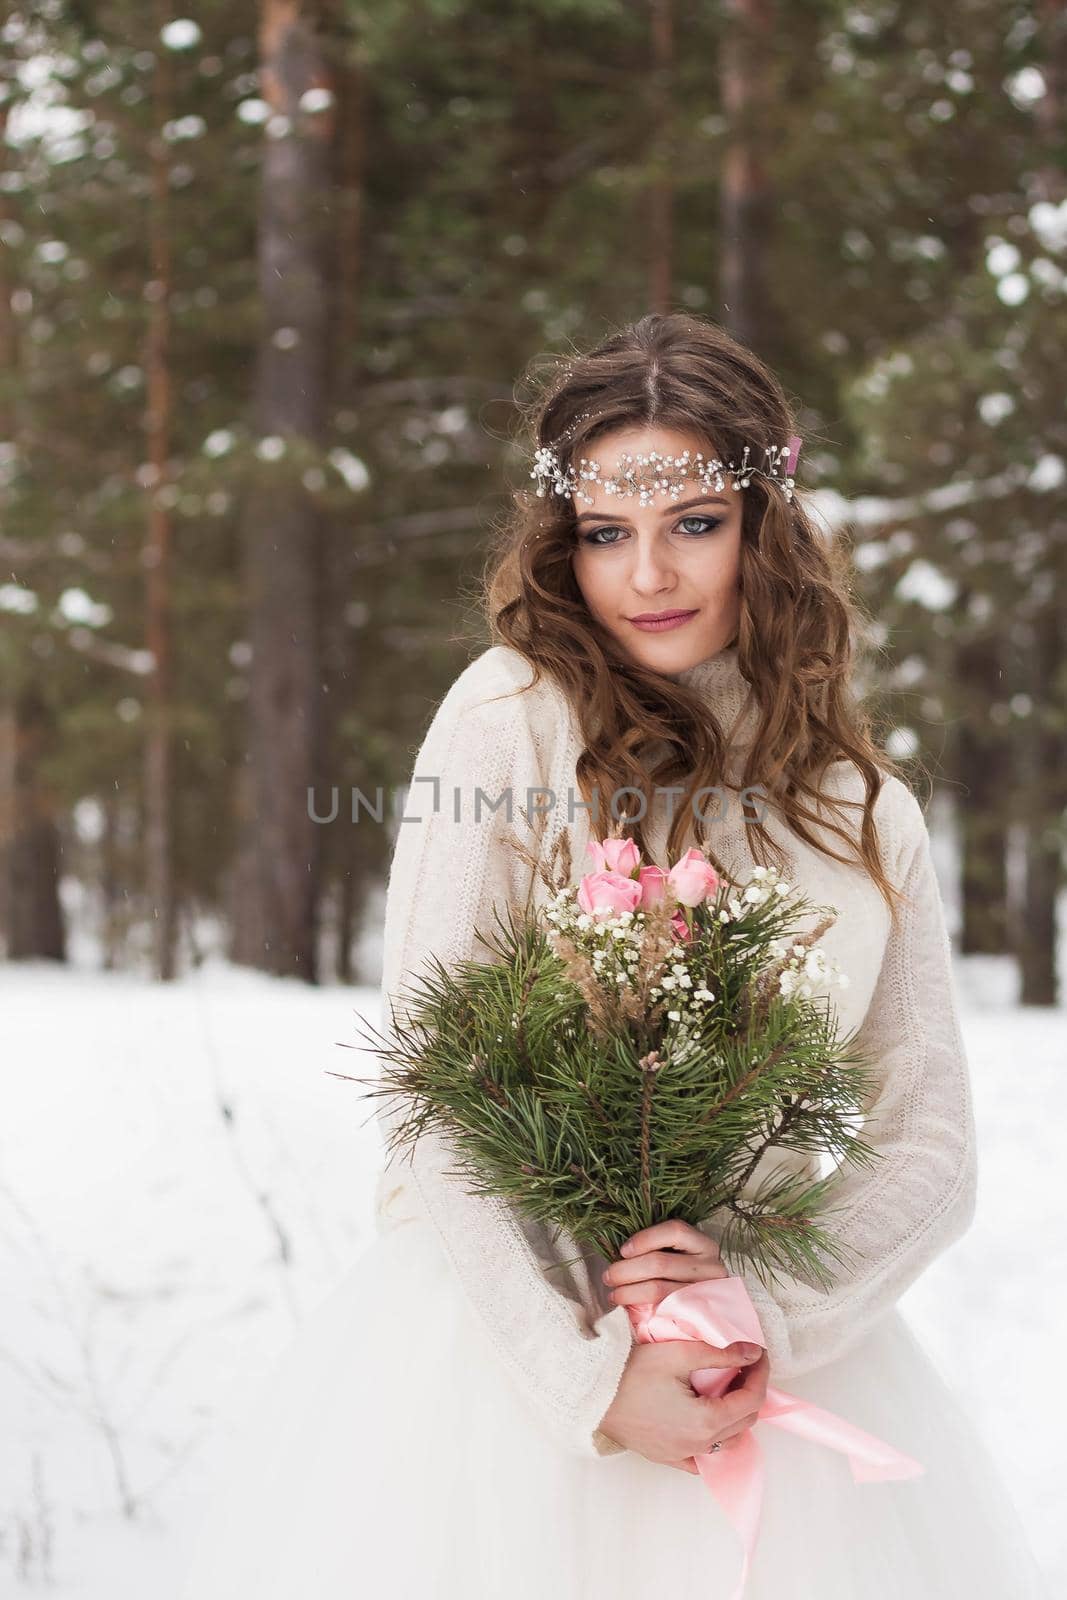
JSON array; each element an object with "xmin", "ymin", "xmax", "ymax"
[
  {"xmin": 601, "ymin": 1217, "xmax": 730, "ymax": 1307},
  {"xmin": 601, "ymin": 1217, "xmax": 768, "ymax": 1472},
  {"xmin": 597, "ymin": 1339, "xmax": 770, "ymax": 1473}
]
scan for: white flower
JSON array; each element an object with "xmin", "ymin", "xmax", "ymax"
[
  {"xmin": 774, "ymin": 881, "xmax": 790, "ymax": 896},
  {"xmin": 792, "ymin": 944, "xmax": 805, "ymax": 957},
  {"xmin": 744, "ymin": 884, "xmax": 764, "ymax": 903},
  {"xmin": 667, "ymin": 1009, "xmax": 681, "ymax": 1021},
  {"xmin": 804, "ymin": 949, "xmax": 828, "ymax": 980},
  {"xmin": 752, "ymin": 866, "xmax": 768, "ymax": 880},
  {"xmin": 779, "ymin": 970, "xmax": 798, "ymax": 996},
  {"xmin": 661, "ymin": 975, "xmax": 677, "ymax": 990}
]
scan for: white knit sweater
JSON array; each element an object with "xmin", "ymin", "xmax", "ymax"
[{"xmin": 372, "ymin": 642, "xmax": 978, "ymax": 1460}]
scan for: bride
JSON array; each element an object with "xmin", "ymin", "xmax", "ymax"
[{"xmin": 177, "ymin": 312, "xmax": 1050, "ymax": 1598}]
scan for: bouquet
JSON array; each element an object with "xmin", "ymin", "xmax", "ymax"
[
  {"xmin": 351, "ymin": 829, "xmax": 877, "ymax": 1292},
  {"xmin": 338, "ymin": 829, "xmax": 923, "ymax": 1599}
]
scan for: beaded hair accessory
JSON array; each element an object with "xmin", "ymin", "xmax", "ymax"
[{"xmin": 530, "ymin": 435, "xmax": 802, "ymax": 506}]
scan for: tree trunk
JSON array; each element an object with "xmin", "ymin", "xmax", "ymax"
[
  {"xmin": 1017, "ymin": 606, "xmax": 1064, "ymax": 1006},
  {"xmin": 317, "ymin": 32, "xmax": 369, "ymax": 983},
  {"xmin": 646, "ymin": 0, "xmax": 675, "ymax": 315},
  {"xmin": 144, "ymin": 6, "xmax": 178, "ymax": 980},
  {"xmin": 719, "ymin": 0, "xmax": 774, "ymax": 348},
  {"xmin": 1016, "ymin": 0, "xmax": 1067, "ymax": 1004},
  {"xmin": 101, "ymin": 796, "xmax": 121, "ymax": 971},
  {"xmin": 241, "ymin": 0, "xmax": 337, "ymax": 980},
  {"xmin": 0, "ymin": 106, "xmax": 64, "ymax": 962},
  {"xmin": 5, "ymin": 686, "xmax": 66, "ymax": 962},
  {"xmin": 956, "ymin": 634, "xmax": 1010, "ymax": 955},
  {"xmin": 226, "ymin": 760, "xmax": 266, "ymax": 967}
]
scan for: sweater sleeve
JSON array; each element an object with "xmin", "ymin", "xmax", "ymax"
[
  {"xmin": 738, "ymin": 789, "xmax": 978, "ymax": 1379},
  {"xmin": 374, "ymin": 657, "xmax": 634, "ymax": 1458}
]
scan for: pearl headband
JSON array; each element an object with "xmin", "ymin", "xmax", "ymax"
[{"xmin": 530, "ymin": 437, "xmax": 802, "ymax": 507}]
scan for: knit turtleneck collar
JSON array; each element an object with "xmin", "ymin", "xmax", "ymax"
[{"xmin": 672, "ymin": 643, "xmax": 759, "ymax": 749}]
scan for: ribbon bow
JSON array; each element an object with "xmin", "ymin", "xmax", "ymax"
[{"xmin": 627, "ymin": 1276, "xmax": 923, "ymax": 1600}]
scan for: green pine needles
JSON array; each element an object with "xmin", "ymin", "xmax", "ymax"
[{"xmin": 346, "ymin": 832, "xmax": 882, "ymax": 1296}]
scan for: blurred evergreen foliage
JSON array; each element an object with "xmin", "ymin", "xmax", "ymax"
[{"xmin": 0, "ymin": 0, "xmax": 1062, "ymax": 988}]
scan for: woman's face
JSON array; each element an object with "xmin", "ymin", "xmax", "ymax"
[{"xmin": 569, "ymin": 424, "xmax": 743, "ymax": 677}]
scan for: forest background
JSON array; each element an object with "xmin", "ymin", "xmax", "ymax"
[{"xmin": 2, "ymin": 0, "xmax": 1064, "ymax": 1004}]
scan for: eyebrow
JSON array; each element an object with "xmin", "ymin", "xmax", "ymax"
[{"xmin": 574, "ymin": 494, "xmax": 730, "ymax": 524}]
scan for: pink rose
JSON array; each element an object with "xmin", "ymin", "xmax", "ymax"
[
  {"xmin": 577, "ymin": 869, "xmax": 644, "ymax": 921},
  {"xmin": 667, "ymin": 848, "xmax": 720, "ymax": 907},
  {"xmin": 585, "ymin": 837, "xmax": 642, "ymax": 877},
  {"xmin": 637, "ymin": 865, "xmax": 669, "ymax": 907},
  {"xmin": 670, "ymin": 907, "xmax": 694, "ymax": 942}
]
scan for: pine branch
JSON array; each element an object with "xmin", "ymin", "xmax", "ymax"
[{"xmin": 345, "ymin": 856, "xmax": 882, "ymax": 1291}]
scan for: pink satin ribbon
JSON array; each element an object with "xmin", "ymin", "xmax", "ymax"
[{"xmin": 627, "ymin": 1276, "xmax": 924, "ymax": 1600}]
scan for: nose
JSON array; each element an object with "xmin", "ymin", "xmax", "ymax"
[{"xmin": 628, "ymin": 535, "xmax": 676, "ymax": 597}]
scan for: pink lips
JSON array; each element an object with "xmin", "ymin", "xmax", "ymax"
[{"xmin": 627, "ymin": 608, "xmax": 699, "ymax": 633}]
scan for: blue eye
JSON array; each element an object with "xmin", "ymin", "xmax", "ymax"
[
  {"xmin": 580, "ymin": 525, "xmax": 625, "ymax": 547},
  {"xmin": 578, "ymin": 515, "xmax": 723, "ymax": 547}
]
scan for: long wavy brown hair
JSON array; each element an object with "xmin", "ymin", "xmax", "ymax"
[{"xmin": 482, "ymin": 313, "xmax": 914, "ymax": 913}]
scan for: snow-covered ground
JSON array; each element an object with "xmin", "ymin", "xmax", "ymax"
[{"xmin": 0, "ymin": 951, "xmax": 1063, "ymax": 1595}]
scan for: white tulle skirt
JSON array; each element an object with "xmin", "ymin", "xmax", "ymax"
[{"xmin": 175, "ymin": 1209, "xmax": 1051, "ymax": 1599}]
